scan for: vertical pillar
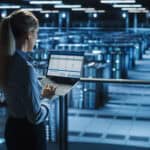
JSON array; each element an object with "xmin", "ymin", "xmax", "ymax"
[
  {"xmin": 88, "ymin": 13, "xmax": 92, "ymax": 27},
  {"xmin": 126, "ymin": 13, "xmax": 129, "ymax": 32},
  {"xmin": 134, "ymin": 13, "xmax": 138, "ymax": 33},
  {"xmin": 66, "ymin": 12, "xmax": 70, "ymax": 32},
  {"xmin": 146, "ymin": 13, "xmax": 149, "ymax": 26},
  {"xmin": 58, "ymin": 12, "xmax": 63, "ymax": 32}
]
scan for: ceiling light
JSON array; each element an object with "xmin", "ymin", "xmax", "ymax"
[
  {"xmin": 54, "ymin": 4, "xmax": 81, "ymax": 8},
  {"xmin": 30, "ymin": 1, "xmax": 62, "ymax": 4},
  {"xmin": 85, "ymin": 10, "xmax": 105, "ymax": 13},
  {"xmin": 72, "ymin": 8, "xmax": 95, "ymax": 11},
  {"xmin": 22, "ymin": 8, "xmax": 42, "ymax": 11},
  {"xmin": 121, "ymin": 8, "xmax": 146, "ymax": 11},
  {"xmin": 40, "ymin": 10, "xmax": 59, "ymax": 13},
  {"xmin": 113, "ymin": 4, "xmax": 142, "ymax": 8},
  {"xmin": 101, "ymin": 0, "xmax": 135, "ymax": 4},
  {"xmin": 128, "ymin": 10, "xmax": 149, "ymax": 13},
  {"xmin": 0, "ymin": 5, "xmax": 21, "ymax": 9}
]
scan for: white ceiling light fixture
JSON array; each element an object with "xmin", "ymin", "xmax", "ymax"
[
  {"xmin": 101, "ymin": 0, "xmax": 136, "ymax": 4},
  {"xmin": 121, "ymin": 8, "xmax": 146, "ymax": 11},
  {"xmin": 40, "ymin": 10, "xmax": 59, "ymax": 13},
  {"xmin": 113, "ymin": 4, "xmax": 142, "ymax": 8},
  {"xmin": 22, "ymin": 8, "xmax": 42, "ymax": 11},
  {"xmin": 97, "ymin": 10, "xmax": 106, "ymax": 13},
  {"xmin": 54, "ymin": 4, "xmax": 81, "ymax": 8},
  {"xmin": 0, "ymin": 5, "xmax": 21, "ymax": 9},
  {"xmin": 72, "ymin": 8, "xmax": 95, "ymax": 11},
  {"xmin": 85, "ymin": 10, "xmax": 105, "ymax": 13},
  {"xmin": 30, "ymin": 1, "xmax": 62, "ymax": 5},
  {"xmin": 128, "ymin": 10, "xmax": 149, "ymax": 13}
]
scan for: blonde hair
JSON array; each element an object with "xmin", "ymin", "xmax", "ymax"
[
  {"xmin": 0, "ymin": 9, "xmax": 39, "ymax": 87},
  {"xmin": 0, "ymin": 9, "xmax": 39, "ymax": 56},
  {"xmin": 0, "ymin": 17, "xmax": 16, "ymax": 56}
]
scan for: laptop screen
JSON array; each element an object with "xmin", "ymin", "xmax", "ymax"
[{"xmin": 47, "ymin": 54, "xmax": 84, "ymax": 79}]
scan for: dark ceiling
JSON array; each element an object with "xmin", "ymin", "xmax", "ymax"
[
  {"xmin": 0, "ymin": 0, "xmax": 149, "ymax": 11},
  {"xmin": 0, "ymin": 0, "xmax": 149, "ymax": 27}
]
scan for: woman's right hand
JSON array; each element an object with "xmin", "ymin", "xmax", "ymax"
[{"xmin": 41, "ymin": 84, "xmax": 56, "ymax": 99}]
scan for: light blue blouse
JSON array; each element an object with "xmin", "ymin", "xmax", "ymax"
[{"xmin": 4, "ymin": 50, "xmax": 49, "ymax": 124}]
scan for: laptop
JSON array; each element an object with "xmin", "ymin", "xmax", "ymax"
[{"xmin": 40, "ymin": 53, "xmax": 84, "ymax": 96}]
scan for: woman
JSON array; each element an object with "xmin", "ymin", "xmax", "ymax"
[{"xmin": 0, "ymin": 9, "xmax": 55, "ymax": 150}]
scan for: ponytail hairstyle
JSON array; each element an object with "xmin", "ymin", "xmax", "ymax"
[
  {"xmin": 0, "ymin": 16, "xmax": 16, "ymax": 56},
  {"xmin": 0, "ymin": 9, "xmax": 39, "ymax": 87}
]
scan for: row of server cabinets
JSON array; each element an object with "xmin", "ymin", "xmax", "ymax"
[
  {"xmin": 2, "ymin": 32, "xmax": 146, "ymax": 143},
  {"xmin": 44, "ymin": 43, "xmax": 144, "ymax": 142},
  {"xmin": 69, "ymin": 44, "xmax": 137, "ymax": 109},
  {"xmin": 0, "ymin": 31, "xmax": 149, "ymax": 145},
  {"xmin": 29, "ymin": 41, "xmax": 144, "ymax": 110}
]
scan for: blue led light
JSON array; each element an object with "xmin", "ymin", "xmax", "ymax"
[
  {"xmin": 0, "ymin": 138, "xmax": 5, "ymax": 144},
  {"xmin": 122, "ymin": 12, "xmax": 127, "ymax": 18},
  {"xmin": 93, "ymin": 13, "xmax": 98, "ymax": 18},
  {"xmin": 62, "ymin": 12, "xmax": 66, "ymax": 18},
  {"xmin": 1, "ymin": 10, "xmax": 7, "ymax": 18},
  {"xmin": 45, "ymin": 13, "xmax": 49, "ymax": 18}
]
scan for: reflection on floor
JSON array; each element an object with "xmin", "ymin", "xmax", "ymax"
[{"xmin": 68, "ymin": 50, "xmax": 150, "ymax": 149}]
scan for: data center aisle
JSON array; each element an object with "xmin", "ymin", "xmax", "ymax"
[
  {"xmin": 68, "ymin": 49, "xmax": 150, "ymax": 150},
  {"xmin": 129, "ymin": 49, "xmax": 150, "ymax": 80},
  {"xmin": 1, "ymin": 50, "xmax": 150, "ymax": 150}
]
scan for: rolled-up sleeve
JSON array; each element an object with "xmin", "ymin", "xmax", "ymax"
[{"xmin": 22, "ymin": 63, "xmax": 49, "ymax": 124}]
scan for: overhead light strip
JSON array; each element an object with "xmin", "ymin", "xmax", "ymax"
[
  {"xmin": 0, "ymin": 5, "xmax": 21, "ymax": 9},
  {"xmin": 128, "ymin": 10, "xmax": 149, "ymax": 13},
  {"xmin": 85, "ymin": 10, "xmax": 105, "ymax": 13},
  {"xmin": 54, "ymin": 4, "xmax": 81, "ymax": 8},
  {"xmin": 30, "ymin": 1, "xmax": 62, "ymax": 4},
  {"xmin": 101, "ymin": 0, "xmax": 135, "ymax": 4},
  {"xmin": 121, "ymin": 8, "xmax": 146, "ymax": 11},
  {"xmin": 40, "ymin": 10, "xmax": 59, "ymax": 13},
  {"xmin": 113, "ymin": 4, "xmax": 142, "ymax": 8},
  {"xmin": 22, "ymin": 8, "xmax": 42, "ymax": 11},
  {"xmin": 72, "ymin": 8, "xmax": 95, "ymax": 11}
]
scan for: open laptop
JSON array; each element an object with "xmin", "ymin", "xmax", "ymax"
[{"xmin": 40, "ymin": 53, "xmax": 84, "ymax": 96}]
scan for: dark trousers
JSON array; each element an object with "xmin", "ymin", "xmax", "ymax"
[{"xmin": 5, "ymin": 117, "xmax": 47, "ymax": 150}]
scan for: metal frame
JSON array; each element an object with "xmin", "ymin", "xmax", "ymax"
[
  {"xmin": 57, "ymin": 95, "xmax": 68, "ymax": 150},
  {"xmin": 80, "ymin": 77, "xmax": 150, "ymax": 84}
]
